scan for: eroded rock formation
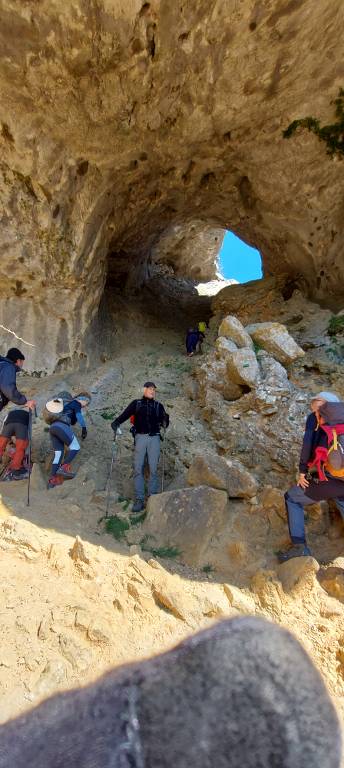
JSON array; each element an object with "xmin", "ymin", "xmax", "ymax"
[{"xmin": 0, "ymin": 0, "xmax": 343, "ymax": 371}]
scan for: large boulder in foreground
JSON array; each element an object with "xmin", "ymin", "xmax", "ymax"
[
  {"xmin": 187, "ymin": 453, "xmax": 258, "ymax": 499},
  {"xmin": 0, "ymin": 617, "xmax": 341, "ymax": 768},
  {"xmin": 144, "ymin": 486, "xmax": 228, "ymax": 566},
  {"xmin": 245, "ymin": 322, "xmax": 305, "ymax": 365}
]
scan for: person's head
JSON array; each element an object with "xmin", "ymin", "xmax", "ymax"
[
  {"xmin": 143, "ymin": 381, "xmax": 157, "ymax": 399},
  {"xmin": 6, "ymin": 348, "xmax": 25, "ymax": 368},
  {"xmin": 75, "ymin": 392, "xmax": 91, "ymax": 409},
  {"xmin": 310, "ymin": 391, "xmax": 340, "ymax": 413}
]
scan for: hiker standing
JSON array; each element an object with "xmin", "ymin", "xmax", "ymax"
[
  {"xmin": 111, "ymin": 382, "xmax": 169, "ymax": 513},
  {"xmin": 0, "ymin": 348, "xmax": 36, "ymax": 413},
  {"xmin": 278, "ymin": 392, "xmax": 344, "ymax": 562},
  {"xmin": 0, "ymin": 348, "xmax": 36, "ymax": 480},
  {"xmin": 185, "ymin": 328, "xmax": 199, "ymax": 357}
]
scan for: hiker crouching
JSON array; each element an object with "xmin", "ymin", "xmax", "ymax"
[
  {"xmin": 44, "ymin": 394, "xmax": 90, "ymax": 489},
  {"xmin": 111, "ymin": 382, "xmax": 169, "ymax": 513},
  {"xmin": 278, "ymin": 391, "xmax": 344, "ymax": 562}
]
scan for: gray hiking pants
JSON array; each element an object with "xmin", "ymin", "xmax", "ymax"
[{"xmin": 134, "ymin": 434, "xmax": 160, "ymax": 501}]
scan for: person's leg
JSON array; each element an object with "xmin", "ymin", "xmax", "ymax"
[
  {"xmin": 278, "ymin": 485, "xmax": 315, "ymax": 562},
  {"xmin": 147, "ymin": 435, "xmax": 161, "ymax": 496},
  {"xmin": 62, "ymin": 435, "xmax": 80, "ymax": 467},
  {"xmin": 49, "ymin": 428, "xmax": 65, "ymax": 476},
  {"xmin": 9, "ymin": 422, "xmax": 29, "ymax": 471},
  {"xmin": 133, "ymin": 435, "xmax": 147, "ymax": 505},
  {"xmin": 334, "ymin": 498, "xmax": 344, "ymax": 521}
]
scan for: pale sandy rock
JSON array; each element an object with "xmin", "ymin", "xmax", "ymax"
[
  {"xmin": 318, "ymin": 567, "xmax": 344, "ymax": 603},
  {"xmin": 187, "ymin": 453, "xmax": 257, "ymax": 499},
  {"xmin": 251, "ymin": 570, "xmax": 284, "ymax": 618},
  {"xmin": 223, "ymin": 584, "xmax": 256, "ymax": 615},
  {"xmin": 152, "ymin": 574, "xmax": 198, "ymax": 625},
  {"xmin": 69, "ymin": 536, "xmax": 92, "ymax": 565},
  {"xmin": 58, "ymin": 634, "xmax": 92, "ymax": 672},
  {"xmin": 278, "ymin": 556, "xmax": 320, "ymax": 593},
  {"xmin": 87, "ymin": 618, "xmax": 113, "ymax": 645},
  {"xmin": 215, "ymin": 336, "xmax": 238, "ymax": 357},
  {"xmin": 218, "ymin": 315, "xmax": 253, "ymax": 349},
  {"xmin": 0, "ymin": 517, "xmax": 42, "ymax": 558},
  {"xmin": 145, "ymin": 486, "xmax": 228, "ymax": 567},
  {"xmin": 196, "ymin": 356, "xmax": 243, "ymax": 402},
  {"xmin": 246, "ymin": 323, "xmax": 305, "ymax": 365},
  {"xmin": 31, "ymin": 659, "xmax": 67, "ymax": 700},
  {"xmin": 226, "ymin": 349, "xmax": 259, "ymax": 387},
  {"xmin": 29, "ymin": 463, "xmax": 47, "ymax": 492}
]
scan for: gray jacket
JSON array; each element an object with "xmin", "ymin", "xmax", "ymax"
[{"xmin": 0, "ymin": 356, "xmax": 27, "ymax": 411}]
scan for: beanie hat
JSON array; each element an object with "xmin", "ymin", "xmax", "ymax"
[
  {"xmin": 6, "ymin": 347, "xmax": 25, "ymax": 363},
  {"xmin": 311, "ymin": 391, "xmax": 340, "ymax": 403}
]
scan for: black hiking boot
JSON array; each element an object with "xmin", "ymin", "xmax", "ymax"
[
  {"xmin": 277, "ymin": 544, "xmax": 312, "ymax": 563},
  {"xmin": 1, "ymin": 467, "xmax": 29, "ymax": 481},
  {"xmin": 132, "ymin": 499, "xmax": 144, "ymax": 513}
]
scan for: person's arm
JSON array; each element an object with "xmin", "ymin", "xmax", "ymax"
[
  {"xmin": 111, "ymin": 400, "xmax": 137, "ymax": 431},
  {"xmin": 0, "ymin": 367, "xmax": 27, "ymax": 406},
  {"xmin": 159, "ymin": 404, "xmax": 169, "ymax": 429},
  {"xmin": 298, "ymin": 413, "xmax": 317, "ymax": 488}
]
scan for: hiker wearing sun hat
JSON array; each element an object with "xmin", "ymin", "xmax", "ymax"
[
  {"xmin": 278, "ymin": 391, "xmax": 344, "ymax": 562},
  {"xmin": 111, "ymin": 382, "xmax": 169, "ymax": 513}
]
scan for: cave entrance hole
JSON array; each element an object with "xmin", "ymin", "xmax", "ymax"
[{"xmin": 218, "ymin": 231, "xmax": 262, "ymax": 284}]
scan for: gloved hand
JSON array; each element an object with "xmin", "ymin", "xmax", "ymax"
[
  {"xmin": 111, "ymin": 419, "xmax": 120, "ymax": 435},
  {"xmin": 81, "ymin": 426, "xmax": 87, "ymax": 440}
]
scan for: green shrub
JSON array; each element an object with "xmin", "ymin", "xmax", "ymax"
[
  {"xmin": 283, "ymin": 87, "xmax": 344, "ymax": 157},
  {"xmin": 328, "ymin": 315, "xmax": 344, "ymax": 336}
]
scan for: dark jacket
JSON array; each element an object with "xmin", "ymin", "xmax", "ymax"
[
  {"xmin": 299, "ymin": 413, "xmax": 328, "ymax": 473},
  {"xmin": 112, "ymin": 397, "xmax": 169, "ymax": 436},
  {"xmin": 0, "ymin": 356, "xmax": 27, "ymax": 412},
  {"xmin": 63, "ymin": 399, "xmax": 87, "ymax": 429}
]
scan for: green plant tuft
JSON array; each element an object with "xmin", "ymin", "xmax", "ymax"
[
  {"xmin": 140, "ymin": 539, "xmax": 182, "ymax": 559},
  {"xmin": 283, "ymin": 87, "xmax": 344, "ymax": 157},
  {"xmin": 101, "ymin": 410, "xmax": 116, "ymax": 420},
  {"xmin": 328, "ymin": 315, "xmax": 344, "ymax": 336},
  {"xmin": 201, "ymin": 563, "xmax": 215, "ymax": 574},
  {"xmin": 105, "ymin": 515, "xmax": 130, "ymax": 540}
]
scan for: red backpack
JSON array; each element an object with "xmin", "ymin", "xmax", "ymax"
[{"xmin": 308, "ymin": 402, "xmax": 344, "ymax": 481}]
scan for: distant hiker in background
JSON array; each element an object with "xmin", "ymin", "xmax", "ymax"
[
  {"xmin": 43, "ymin": 392, "xmax": 90, "ymax": 489},
  {"xmin": 111, "ymin": 382, "xmax": 169, "ymax": 513},
  {"xmin": 185, "ymin": 328, "xmax": 199, "ymax": 357},
  {"xmin": 198, "ymin": 320, "xmax": 207, "ymax": 335},
  {"xmin": 278, "ymin": 391, "xmax": 344, "ymax": 562},
  {"xmin": 0, "ymin": 348, "xmax": 36, "ymax": 413},
  {"xmin": 196, "ymin": 322, "xmax": 206, "ymax": 353},
  {"xmin": 0, "ymin": 408, "xmax": 31, "ymax": 481}
]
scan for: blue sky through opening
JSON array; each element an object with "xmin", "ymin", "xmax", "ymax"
[{"xmin": 219, "ymin": 231, "xmax": 262, "ymax": 283}]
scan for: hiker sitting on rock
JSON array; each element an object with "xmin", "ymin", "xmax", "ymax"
[
  {"xmin": 0, "ymin": 408, "xmax": 31, "ymax": 482},
  {"xmin": 0, "ymin": 347, "xmax": 36, "ymax": 413},
  {"xmin": 111, "ymin": 382, "xmax": 169, "ymax": 513},
  {"xmin": 278, "ymin": 391, "xmax": 344, "ymax": 562}
]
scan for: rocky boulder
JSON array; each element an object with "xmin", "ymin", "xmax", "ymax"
[
  {"xmin": 317, "ymin": 566, "xmax": 344, "ymax": 603},
  {"xmin": 187, "ymin": 453, "xmax": 258, "ymax": 499},
  {"xmin": 196, "ymin": 356, "xmax": 243, "ymax": 402},
  {"xmin": 245, "ymin": 322, "xmax": 305, "ymax": 365},
  {"xmin": 215, "ymin": 336, "xmax": 238, "ymax": 357},
  {"xmin": 0, "ymin": 618, "xmax": 341, "ymax": 768},
  {"xmin": 218, "ymin": 315, "xmax": 254, "ymax": 349},
  {"xmin": 144, "ymin": 486, "xmax": 228, "ymax": 567},
  {"xmin": 226, "ymin": 349, "xmax": 259, "ymax": 388}
]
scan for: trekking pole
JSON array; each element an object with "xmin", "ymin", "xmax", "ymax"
[
  {"xmin": 161, "ymin": 427, "xmax": 166, "ymax": 493},
  {"xmin": 27, "ymin": 407, "xmax": 36, "ymax": 507},
  {"xmin": 106, "ymin": 429, "xmax": 121, "ymax": 518}
]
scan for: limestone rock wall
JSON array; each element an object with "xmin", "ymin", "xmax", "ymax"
[{"xmin": 0, "ymin": 0, "xmax": 343, "ymax": 371}]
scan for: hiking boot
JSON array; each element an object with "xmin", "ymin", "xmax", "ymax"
[
  {"xmin": 56, "ymin": 463, "xmax": 76, "ymax": 480},
  {"xmin": 277, "ymin": 544, "xmax": 312, "ymax": 563},
  {"xmin": 1, "ymin": 467, "xmax": 29, "ymax": 481},
  {"xmin": 47, "ymin": 475, "xmax": 64, "ymax": 489},
  {"xmin": 132, "ymin": 499, "xmax": 144, "ymax": 513}
]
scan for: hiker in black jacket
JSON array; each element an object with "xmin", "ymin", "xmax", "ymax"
[
  {"xmin": 278, "ymin": 391, "xmax": 344, "ymax": 562},
  {"xmin": 111, "ymin": 382, "xmax": 169, "ymax": 513},
  {"xmin": 0, "ymin": 348, "xmax": 36, "ymax": 413}
]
